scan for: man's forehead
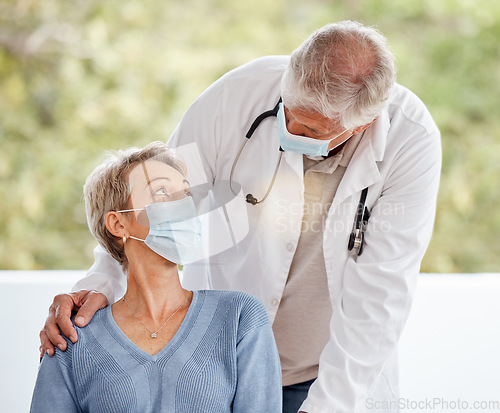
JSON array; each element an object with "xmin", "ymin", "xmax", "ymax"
[{"xmin": 287, "ymin": 105, "xmax": 342, "ymax": 134}]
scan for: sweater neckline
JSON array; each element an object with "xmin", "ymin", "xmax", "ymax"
[{"xmin": 103, "ymin": 290, "xmax": 201, "ymax": 361}]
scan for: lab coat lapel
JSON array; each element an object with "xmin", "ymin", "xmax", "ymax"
[
  {"xmin": 281, "ymin": 150, "xmax": 304, "ymax": 180},
  {"xmin": 332, "ymin": 110, "xmax": 390, "ymax": 208}
]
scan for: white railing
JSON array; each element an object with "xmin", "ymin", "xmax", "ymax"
[{"xmin": 1, "ymin": 272, "xmax": 499, "ymax": 412}]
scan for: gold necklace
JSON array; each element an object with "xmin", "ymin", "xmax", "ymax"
[{"xmin": 122, "ymin": 296, "xmax": 184, "ymax": 339}]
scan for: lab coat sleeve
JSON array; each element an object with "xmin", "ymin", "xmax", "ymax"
[
  {"xmin": 71, "ymin": 245, "xmax": 126, "ymax": 304},
  {"xmin": 168, "ymin": 79, "xmax": 226, "ymax": 290},
  {"xmin": 168, "ymin": 77, "xmax": 224, "ymax": 187},
  {"xmin": 301, "ymin": 130, "xmax": 442, "ymax": 413}
]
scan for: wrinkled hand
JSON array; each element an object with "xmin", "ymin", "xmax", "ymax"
[{"xmin": 39, "ymin": 290, "xmax": 108, "ymax": 357}]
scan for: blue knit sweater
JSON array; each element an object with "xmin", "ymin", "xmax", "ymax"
[{"xmin": 31, "ymin": 290, "xmax": 282, "ymax": 412}]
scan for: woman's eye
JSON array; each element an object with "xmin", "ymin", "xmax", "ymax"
[
  {"xmin": 151, "ymin": 186, "xmax": 191, "ymax": 202},
  {"xmin": 153, "ymin": 187, "xmax": 170, "ymax": 198}
]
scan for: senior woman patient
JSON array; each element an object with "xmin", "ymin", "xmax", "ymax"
[{"xmin": 30, "ymin": 142, "xmax": 282, "ymax": 412}]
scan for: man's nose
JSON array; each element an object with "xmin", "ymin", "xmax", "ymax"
[{"xmin": 285, "ymin": 118, "xmax": 308, "ymax": 137}]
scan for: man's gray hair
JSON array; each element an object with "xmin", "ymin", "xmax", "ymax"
[
  {"xmin": 83, "ymin": 141, "xmax": 186, "ymax": 270},
  {"xmin": 281, "ymin": 20, "xmax": 396, "ymax": 130}
]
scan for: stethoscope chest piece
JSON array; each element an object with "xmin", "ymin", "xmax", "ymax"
[
  {"xmin": 348, "ymin": 187, "xmax": 370, "ymax": 256},
  {"xmin": 246, "ymin": 193, "xmax": 259, "ymax": 205},
  {"xmin": 348, "ymin": 228, "xmax": 365, "ymax": 255}
]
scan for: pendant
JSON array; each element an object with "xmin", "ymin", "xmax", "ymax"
[{"xmin": 151, "ymin": 333, "xmax": 157, "ymax": 338}]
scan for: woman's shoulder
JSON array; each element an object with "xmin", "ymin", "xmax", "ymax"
[
  {"xmin": 45, "ymin": 307, "xmax": 109, "ymax": 367},
  {"xmin": 64, "ymin": 307, "xmax": 109, "ymax": 347}
]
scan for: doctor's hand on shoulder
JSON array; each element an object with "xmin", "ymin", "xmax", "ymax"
[{"xmin": 39, "ymin": 289, "xmax": 107, "ymax": 357}]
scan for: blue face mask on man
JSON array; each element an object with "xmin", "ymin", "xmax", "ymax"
[
  {"xmin": 277, "ymin": 102, "xmax": 350, "ymax": 157},
  {"xmin": 118, "ymin": 196, "xmax": 202, "ymax": 265}
]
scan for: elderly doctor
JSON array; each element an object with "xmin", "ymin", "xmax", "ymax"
[{"xmin": 40, "ymin": 21, "xmax": 441, "ymax": 413}]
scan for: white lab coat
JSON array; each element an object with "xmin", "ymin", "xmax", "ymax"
[{"xmin": 75, "ymin": 56, "xmax": 441, "ymax": 412}]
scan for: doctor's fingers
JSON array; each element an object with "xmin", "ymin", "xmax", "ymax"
[
  {"xmin": 73, "ymin": 290, "xmax": 108, "ymax": 329},
  {"xmin": 40, "ymin": 293, "xmax": 78, "ymax": 355},
  {"xmin": 39, "ymin": 329, "xmax": 56, "ymax": 357},
  {"xmin": 40, "ymin": 308, "xmax": 70, "ymax": 357}
]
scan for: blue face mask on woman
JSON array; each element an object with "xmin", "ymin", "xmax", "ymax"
[
  {"xmin": 277, "ymin": 102, "xmax": 350, "ymax": 157},
  {"xmin": 118, "ymin": 196, "xmax": 202, "ymax": 265}
]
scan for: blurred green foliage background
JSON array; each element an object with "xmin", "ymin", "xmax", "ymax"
[{"xmin": 1, "ymin": 0, "xmax": 499, "ymax": 272}]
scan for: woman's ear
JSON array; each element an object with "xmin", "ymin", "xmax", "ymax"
[
  {"xmin": 105, "ymin": 211, "xmax": 127, "ymax": 238},
  {"xmin": 182, "ymin": 179, "xmax": 191, "ymax": 196}
]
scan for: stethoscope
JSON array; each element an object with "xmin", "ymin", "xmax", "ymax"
[
  {"xmin": 229, "ymin": 98, "xmax": 370, "ymax": 256},
  {"xmin": 229, "ymin": 99, "xmax": 284, "ymax": 206}
]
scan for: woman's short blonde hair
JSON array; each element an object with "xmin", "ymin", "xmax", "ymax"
[{"xmin": 83, "ymin": 141, "xmax": 187, "ymax": 270}]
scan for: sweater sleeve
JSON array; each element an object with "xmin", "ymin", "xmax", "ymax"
[
  {"xmin": 232, "ymin": 299, "xmax": 282, "ymax": 412},
  {"xmin": 30, "ymin": 349, "xmax": 81, "ymax": 413}
]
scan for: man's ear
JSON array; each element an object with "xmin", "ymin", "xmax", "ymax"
[
  {"xmin": 352, "ymin": 118, "xmax": 377, "ymax": 135},
  {"xmin": 105, "ymin": 211, "xmax": 127, "ymax": 238}
]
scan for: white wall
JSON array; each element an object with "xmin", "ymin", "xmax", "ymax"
[
  {"xmin": 398, "ymin": 274, "xmax": 500, "ymax": 412},
  {"xmin": 0, "ymin": 271, "xmax": 84, "ymax": 413},
  {"xmin": 1, "ymin": 272, "xmax": 499, "ymax": 412}
]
